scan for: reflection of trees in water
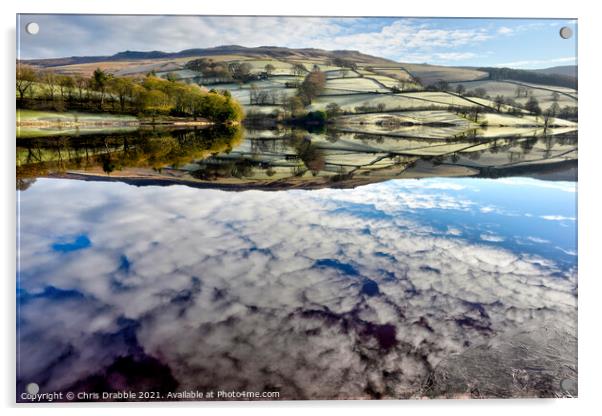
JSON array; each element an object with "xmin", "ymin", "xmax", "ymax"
[
  {"xmin": 18, "ymin": 128, "xmax": 577, "ymax": 188},
  {"xmin": 553, "ymin": 133, "xmax": 577, "ymax": 146},
  {"xmin": 467, "ymin": 151, "xmax": 482, "ymax": 161},
  {"xmin": 17, "ymin": 177, "xmax": 36, "ymax": 191},
  {"xmin": 354, "ymin": 133, "xmax": 384, "ymax": 144},
  {"xmin": 295, "ymin": 139, "xmax": 325, "ymax": 175},
  {"xmin": 542, "ymin": 136, "xmax": 556, "ymax": 160},
  {"xmin": 16, "ymin": 126, "xmax": 243, "ymax": 188},
  {"xmin": 507, "ymin": 151, "xmax": 525, "ymax": 164},
  {"xmin": 325, "ymin": 129, "xmax": 341, "ymax": 143},
  {"xmin": 439, "ymin": 132, "xmax": 577, "ymax": 168},
  {"xmin": 190, "ymin": 159, "xmax": 257, "ymax": 180},
  {"xmin": 196, "ymin": 128, "xmax": 329, "ymax": 181},
  {"xmin": 250, "ymin": 138, "xmax": 274, "ymax": 154},
  {"xmin": 520, "ymin": 137, "xmax": 538, "ymax": 155}
]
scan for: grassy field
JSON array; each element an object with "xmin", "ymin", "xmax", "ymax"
[
  {"xmin": 50, "ymin": 54, "xmax": 251, "ymax": 77},
  {"xmin": 17, "ymin": 109, "xmax": 139, "ymax": 138},
  {"xmin": 325, "ymin": 77, "xmax": 390, "ymax": 93},
  {"xmin": 370, "ymin": 67, "xmax": 414, "ymax": 82},
  {"xmin": 448, "ymin": 80, "xmax": 578, "ymax": 110},
  {"xmin": 18, "ymin": 109, "xmax": 137, "ymax": 123},
  {"xmin": 24, "ymin": 51, "xmax": 577, "ymax": 139},
  {"xmin": 401, "ymin": 63, "xmax": 489, "ymax": 84}
]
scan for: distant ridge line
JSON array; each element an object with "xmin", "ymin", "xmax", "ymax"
[{"xmin": 21, "ymin": 45, "xmax": 397, "ymax": 67}]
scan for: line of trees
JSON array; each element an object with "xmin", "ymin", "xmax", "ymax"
[
  {"xmin": 17, "ymin": 125, "xmax": 244, "ymax": 185},
  {"xmin": 328, "ymin": 58, "xmax": 357, "ymax": 70},
  {"xmin": 16, "ymin": 65, "xmax": 244, "ymax": 123},
  {"xmin": 185, "ymin": 58, "xmax": 291, "ymax": 84}
]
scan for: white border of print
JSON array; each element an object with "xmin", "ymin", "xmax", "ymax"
[{"xmin": 2, "ymin": 0, "xmax": 599, "ymax": 415}]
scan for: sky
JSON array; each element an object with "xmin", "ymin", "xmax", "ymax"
[{"xmin": 17, "ymin": 15, "xmax": 577, "ymax": 69}]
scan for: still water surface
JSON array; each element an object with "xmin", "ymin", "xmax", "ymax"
[{"xmin": 17, "ymin": 173, "xmax": 577, "ymax": 399}]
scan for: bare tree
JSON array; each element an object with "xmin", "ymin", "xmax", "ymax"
[
  {"xmin": 74, "ymin": 75, "xmax": 88, "ymax": 105},
  {"xmin": 525, "ymin": 96, "xmax": 542, "ymax": 115},
  {"xmin": 543, "ymin": 109, "xmax": 555, "ymax": 130},
  {"xmin": 16, "ymin": 64, "xmax": 37, "ymax": 101},
  {"xmin": 57, "ymin": 75, "xmax": 75, "ymax": 102},
  {"xmin": 515, "ymin": 86, "xmax": 528, "ymax": 98},
  {"xmin": 549, "ymin": 102, "xmax": 561, "ymax": 117},
  {"xmin": 292, "ymin": 63, "xmax": 308, "ymax": 77},
  {"xmin": 494, "ymin": 95, "xmax": 505, "ymax": 112},
  {"xmin": 42, "ymin": 71, "xmax": 57, "ymax": 101}
]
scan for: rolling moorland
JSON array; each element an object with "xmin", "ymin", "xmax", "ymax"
[{"xmin": 17, "ymin": 45, "xmax": 578, "ymax": 189}]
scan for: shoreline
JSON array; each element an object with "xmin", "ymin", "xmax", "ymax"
[
  {"xmin": 16, "ymin": 119, "xmax": 216, "ymax": 128},
  {"xmin": 15, "ymin": 108, "xmax": 240, "ymax": 129}
]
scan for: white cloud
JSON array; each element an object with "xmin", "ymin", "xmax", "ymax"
[
  {"xmin": 20, "ymin": 15, "xmax": 493, "ymax": 65},
  {"xmin": 493, "ymin": 56, "xmax": 577, "ymax": 69},
  {"xmin": 307, "ymin": 20, "xmax": 491, "ymax": 62},
  {"xmin": 526, "ymin": 236, "xmax": 551, "ymax": 244},
  {"xmin": 541, "ymin": 215, "xmax": 576, "ymax": 221},
  {"xmin": 498, "ymin": 26, "xmax": 514, "ymax": 35},
  {"xmin": 480, "ymin": 233, "xmax": 505, "ymax": 242},
  {"xmin": 447, "ymin": 227, "xmax": 462, "ymax": 236},
  {"xmin": 496, "ymin": 178, "xmax": 576, "ymax": 193},
  {"xmin": 433, "ymin": 52, "xmax": 478, "ymax": 61},
  {"xmin": 556, "ymin": 246, "xmax": 577, "ymax": 256}
]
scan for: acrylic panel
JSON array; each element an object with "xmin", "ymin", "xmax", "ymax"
[{"xmin": 16, "ymin": 14, "xmax": 578, "ymax": 402}]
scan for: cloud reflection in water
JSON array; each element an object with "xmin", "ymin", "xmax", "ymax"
[{"xmin": 17, "ymin": 177, "xmax": 577, "ymax": 399}]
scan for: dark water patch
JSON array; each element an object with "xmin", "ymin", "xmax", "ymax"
[
  {"xmin": 455, "ymin": 316, "xmax": 493, "ymax": 334},
  {"xmin": 18, "ymin": 285, "xmax": 86, "ymax": 304},
  {"xmin": 361, "ymin": 323, "xmax": 397, "ymax": 351},
  {"xmin": 419, "ymin": 265, "xmax": 440, "ymax": 274},
  {"xmin": 169, "ymin": 277, "xmax": 202, "ymax": 307},
  {"xmin": 213, "ymin": 287, "xmax": 228, "ymax": 302},
  {"xmin": 298, "ymin": 307, "xmax": 398, "ymax": 352},
  {"xmin": 314, "ymin": 259, "xmax": 360, "ymax": 277},
  {"xmin": 413, "ymin": 316, "xmax": 435, "ymax": 333},
  {"xmin": 118, "ymin": 255, "xmax": 131, "ymax": 274},
  {"xmin": 247, "ymin": 246, "xmax": 274, "ymax": 258},
  {"xmin": 51, "ymin": 234, "xmax": 91, "ymax": 253},
  {"xmin": 361, "ymin": 279, "xmax": 380, "ymax": 296},
  {"xmin": 63, "ymin": 354, "xmax": 178, "ymax": 402},
  {"xmin": 463, "ymin": 301, "xmax": 490, "ymax": 319},
  {"xmin": 378, "ymin": 269, "xmax": 397, "ymax": 282},
  {"xmin": 374, "ymin": 251, "xmax": 396, "ymax": 261}
]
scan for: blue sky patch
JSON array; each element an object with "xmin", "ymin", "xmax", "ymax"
[{"xmin": 51, "ymin": 234, "xmax": 91, "ymax": 253}]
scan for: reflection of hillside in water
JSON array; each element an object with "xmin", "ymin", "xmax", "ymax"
[{"xmin": 17, "ymin": 124, "xmax": 577, "ymax": 191}]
